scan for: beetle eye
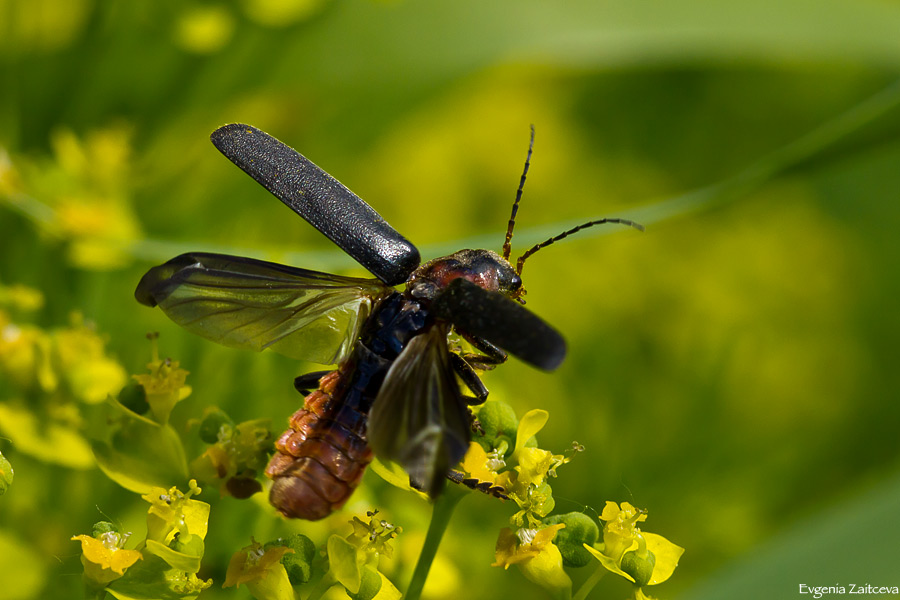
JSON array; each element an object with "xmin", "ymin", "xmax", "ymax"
[{"xmin": 510, "ymin": 275, "xmax": 522, "ymax": 291}]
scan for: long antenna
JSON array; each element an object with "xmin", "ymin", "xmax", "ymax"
[
  {"xmin": 502, "ymin": 125, "xmax": 535, "ymax": 260},
  {"xmin": 516, "ymin": 218, "xmax": 645, "ymax": 275}
]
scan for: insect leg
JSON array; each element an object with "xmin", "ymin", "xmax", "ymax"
[
  {"xmin": 459, "ymin": 333, "xmax": 508, "ymax": 370},
  {"xmin": 446, "ymin": 469, "xmax": 509, "ymax": 500},
  {"xmin": 293, "ymin": 370, "xmax": 335, "ymax": 395},
  {"xmin": 450, "ymin": 353, "xmax": 489, "ymax": 405}
]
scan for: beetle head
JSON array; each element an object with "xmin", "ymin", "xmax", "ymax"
[{"xmin": 408, "ymin": 249, "xmax": 522, "ymax": 301}]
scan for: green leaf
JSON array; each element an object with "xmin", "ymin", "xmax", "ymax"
[
  {"xmin": 0, "ymin": 402, "xmax": 94, "ymax": 469},
  {"xmin": 105, "ymin": 553, "xmax": 210, "ymax": 600},
  {"xmin": 327, "ymin": 534, "xmax": 361, "ymax": 594},
  {"xmin": 92, "ymin": 417, "xmax": 188, "ymax": 494},
  {"xmin": 144, "ymin": 539, "xmax": 201, "ymax": 574},
  {"xmin": 245, "ymin": 563, "xmax": 295, "ymax": 600},
  {"xmin": 684, "ymin": 474, "xmax": 900, "ymax": 599},
  {"xmin": 0, "ymin": 531, "xmax": 46, "ymax": 600}
]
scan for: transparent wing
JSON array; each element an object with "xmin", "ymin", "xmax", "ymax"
[
  {"xmin": 135, "ymin": 252, "xmax": 394, "ymax": 365},
  {"xmin": 367, "ymin": 324, "xmax": 470, "ymax": 497}
]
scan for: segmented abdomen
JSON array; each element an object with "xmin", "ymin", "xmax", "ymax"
[
  {"xmin": 265, "ymin": 292, "xmax": 425, "ymax": 520},
  {"xmin": 265, "ymin": 367, "xmax": 373, "ymax": 520}
]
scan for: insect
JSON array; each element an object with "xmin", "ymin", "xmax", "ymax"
[{"xmin": 135, "ymin": 124, "xmax": 642, "ymax": 520}]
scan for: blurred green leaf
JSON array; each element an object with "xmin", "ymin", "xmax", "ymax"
[
  {"xmin": 0, "ymin": 402, "xmax": 94, "ymax": 469},
  {"xmin": 684, "ymin": 472, "xmax": 900, "ymax": 599},
  {"xmin": 0, "ymin": 532, "xmax": 45, "ymax": 600}
]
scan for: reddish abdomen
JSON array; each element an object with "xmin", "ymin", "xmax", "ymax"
[{"xmin": 265, "ymin": 368, "xmax": 373, "ymax": 520}]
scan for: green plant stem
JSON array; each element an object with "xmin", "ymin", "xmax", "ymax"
[
  {"xmin": 304, "ymin": 570, "xmax": 336, "ymax": 600},
  {"xmin": 405, "ymin": 489, "xmax": 465, "ymax": 600},
  {"xmin": 572, "ymin": 563, "xmax": 608, "ymax": 600},
  {"xmin": 85, "ymin": 589, "xmax": 105, "ymax": 600}
]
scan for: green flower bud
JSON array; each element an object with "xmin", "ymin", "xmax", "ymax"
[
  {"xmin": 621, "ymin": 548, "xmax": 656, "ymax": 587},
  {"xmin": 198, "ymin": 407, "xmax": 234, "ymax": 444},
  {"xmin": 542, "ymin": 512, "xmax": 599, "ymax": 567},
  {"xmin": 0, "ymin": 452, "xmax": 13, "ymax": 495},
  {"xmin": 91, "ymin": 521, "xmax": 118, "ymax": 538},
  {"xmin": 476, "ymin": 401, "xmax": 518, "ymax": 453},
  {"xmin": 171, "ymin": 531, "xmax": 205, "ymax": 558},
  {"xmin": 265, "ymin": 533, "xmax": 316, "ymax": 585}
]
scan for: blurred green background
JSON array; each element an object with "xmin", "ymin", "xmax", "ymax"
[{"xmin": 2, "ymin": 0, "xmax": 900, "ymax": 598}]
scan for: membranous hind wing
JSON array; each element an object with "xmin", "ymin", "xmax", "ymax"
[
  {"xmin": 135, "ymin": 252, "xmax": 394, "ymax": 365},
  {"xmin": 367, "ymin": 324, "xmax": 470, "ymax": 497},
  {"xmin": 432, "ymin": 278, "xmax": 567, "ymax": 371}
]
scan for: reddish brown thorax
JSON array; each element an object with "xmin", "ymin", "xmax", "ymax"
[{"xmin": 406, "ymin": 249, "xmax": 522, "ymax": 300}]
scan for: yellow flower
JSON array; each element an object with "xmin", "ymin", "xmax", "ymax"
[
  {"xmin": 132, "ymin": 352, "xmax": 191, "ymax": 424},
  {"xmin": 223, "ymin": 540, "xmax": 294, "ymax": 600},
  {"xmin": 224, "ymin": 540, "xmax": 292, "ymax": 586},
  {"xmin": 493, "ymin": 524, "xmax": 571, "ymax": 600},
  {"xmin": 71, "ymin": 533, "xmax": 142, "ymax": 587},
  {"xmin": 584, "ymin": 502, "xmax": 684, "ymax": 591},
  {"xmin": 44, "ymin": 126, "xmax": 143, "ymax": 270},
  {"xmin": 462, "ymin": 441, "xmax": 501, "ymax": 484},
  {"xmin": 0, "ymin": 318, "xmax": 51, "ymax": 391},
  {"xmin": 493, "ymin": 523, "xmax": 563, "ymax": 568},
  {"xmin": 600, "ymin": 501, "xmax": 648, "ymax": 561},
  {"xmin": 0, "ymin": 283, "xmax": 44, "ymax": 312},
  {"xmin": 142, "ymin": 480, "xmax": 209, "ymax": 545},
  {"xmin": 53, "ymin": 314, "xmax": 127, "ymax": 403},
  {"xmin": 346, "ymin": 511, "xmax": 401, "ymax": 560},
  {"xmin": 173, "ymin": 6, "xmax": 235, "ymax": 54},
  {"xmin": 515, "ymin": 447, "xmax": 554, "ymax": 487}
]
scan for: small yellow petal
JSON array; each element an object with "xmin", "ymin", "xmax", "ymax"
[
  {"xmin": 462, "ymin": 442, "xmax": 496, "ymax": 482},
  {"xmin": 600, "ymin": 501, "xmax": 621, "ymax": 522},
  {"xmin": 532, "ymin": 523, "xmax": 566, "ymax": 549},
  {"xmin": 513, "ymin": 409, "xmax": 549, "ymax": 456},
  {"xmin": 517, "ymin": 541, "xmax": 572, "ymax": 600},
  {"xmin": 513, "ymin": 449, "xmax": 550, "ymax": 488},
  {"xmin": 644, "ymin": 532, "xmax": 684, "ymax": 585},
  {"xmin": 583, "ymin": 543, "xmax": 635, "ymax": 583},
  {"xmin": 72, "ymin": 535, "xmax": 142, "ymax": 575}
]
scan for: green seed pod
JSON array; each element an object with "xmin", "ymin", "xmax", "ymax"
[
  {"xmin": 171, "ymin": 531, "xmax": 205, "ymax": 557},
  {"xmin": 542, "ymin": 512, "xmax": 600, "ymax": 567},
  {"xmin": 476, "ymin": 401, "xmax": 519, "ymax": 452},
  {"xmin": 348, "ymin": 565, "xmax": 382, "ymax": 600},
  {"xmin": 265, "ymin": 533, "xmax": 316, "ymax": 585},
  {"xmin": 621, "ymin": 548, "xmax": 656, "ymax": 587},
  {"xmin": 0, "ymin": 452, "xmax": 13, "ymax": 495},
  {"xmin": 92, "ymin": 521, "xmax": 119, "ymax": 537}
]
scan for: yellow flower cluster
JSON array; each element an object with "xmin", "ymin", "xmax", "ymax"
[{"xmin": 459, "ymin": 402, "xmax": 683, "ymax": 600}]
